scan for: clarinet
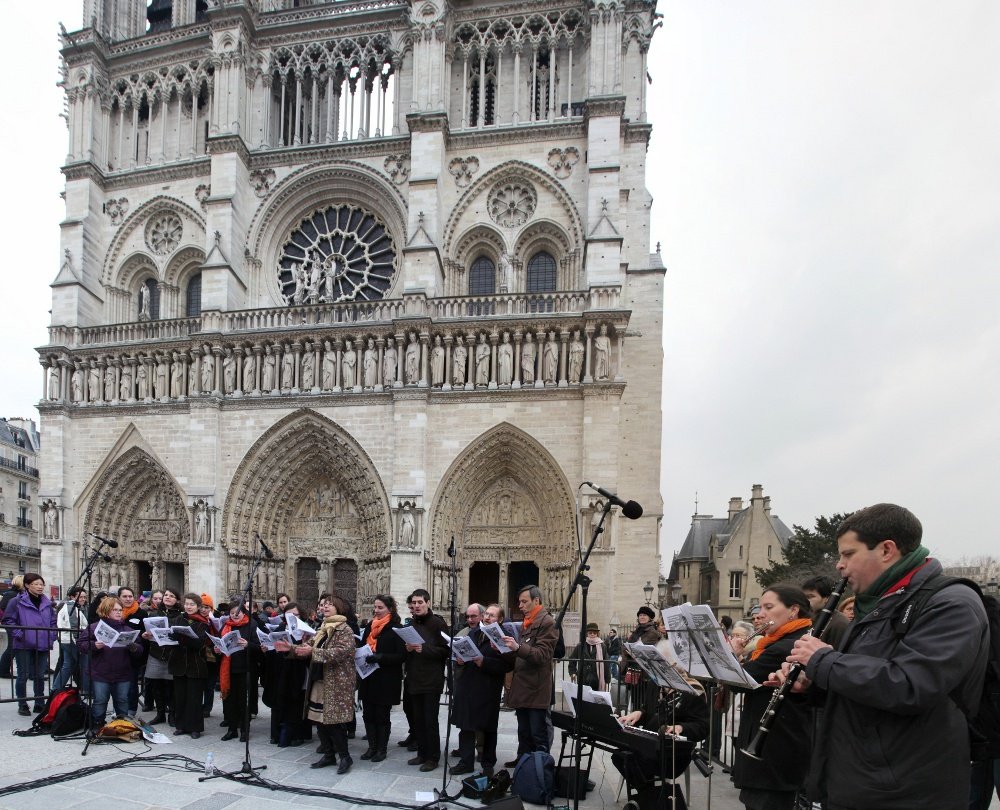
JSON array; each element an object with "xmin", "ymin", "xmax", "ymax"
[{"xmin": 740, "ymin": 576, "xmax": 849, "ymax": 760}]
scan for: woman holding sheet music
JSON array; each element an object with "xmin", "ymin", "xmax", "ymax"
[
  {"xmin": 76, "ymin": 596, "xmax": 143, "ymax": 728},
  {"xmin": 357, "ymin": 595, "xmax": 406, "ymax": 763},
  {"xmin": 729, "ymin": 585, "xmax": 813, "ymax": 810},
  {"xmin": 219, "ymin": 603, "xmax": 256, "ymax": 742},
  {"xmin": 142, "ymin": 587, "xmax": 181, "ymax": 726},
  {"xmin": 167, "ymin": 593, "xmax": 211, "ymax": 739}
]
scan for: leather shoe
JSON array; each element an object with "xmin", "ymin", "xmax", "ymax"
[
  {"xmin": 504, "ymin": 759, "xmax": 520, "ymax": 768},
  {"xmin": 450, "ymin": 748, "xmax": 461, "ymax": 757},
  {"xmin": 239, "ymin": 732, "xmax": 248, "ymax": 742},
  {"xmin": 17, "ymin": 706, "xmax": 30, "ymax": 717},
  {"xmin": 191, "ymin": 731, "xmax": 201, "ymax": 739},
  {"xmin": 407, "ymin": 755, "xmax": 424, "ymax": 766},
  {"xmin": 450, "ymin": 763, "xmax": 474, "ymax": 775},
  {"xmin": 419, "ymin": 760, "xmax": 439, "ymax": 772},
  {"xmin": 174, "ymin": 728, "xmax": 189, "ymax": 736},
  {"xmin": 398, "ymin": 735, "xmax": 415, "ymax": 747},
  {"xmin": 311, "ymin": 753, "xmax": 338, "ymax": 769},
  {"xmin": 221, "ymin": 730, "xmax": 238, "ymax": 741},
  {"xmin": 337, "ymin": 756, "xmax": 353, "ymax": 774},
  {"xmin": 360, "ymin": 748, "xmax": 375, "ymax": 760},
  {"xmin": 150, "ymin": 714, "xmax": 166, "ymax": 725},
  {"xmin": 407, "ymin": 741, "xmax": 419, "ymax": 751}
]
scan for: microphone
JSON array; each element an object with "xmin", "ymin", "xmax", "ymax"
[
  {"xmin": 448, "ymin": 536, "xmax": 456, "ymax": 558},
  {"xmin": 255, "ymin": 532, "xmax": 274, "ymax": 559},
  {"xmin": 90, "ymin": 532, "xmax": 119, "ymax": 548},
  {"xmin": 584, "ymin": 483, "xmax": 643, "ymax": 520}
]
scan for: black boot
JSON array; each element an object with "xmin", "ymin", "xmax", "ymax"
[
  {"xmin": 311, "ymin": 753, "xmax": 338, "ymax": 769},
  {"xmin": 360, "ymin": 719, "xmax": 376, "ymax": 760},
  {"xmin": 371, "ymin": 723, "xmax": 390, "ymax": 762}
]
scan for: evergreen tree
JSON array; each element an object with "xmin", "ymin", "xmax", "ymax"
[{"xmin": 754, "ymin": 513, "xmax": 853, "ymax": 589}]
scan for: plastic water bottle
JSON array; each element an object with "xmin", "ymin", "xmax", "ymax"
[{"xmin": 204, "ymin": 752, "xmax": 214, "ymax": 777}]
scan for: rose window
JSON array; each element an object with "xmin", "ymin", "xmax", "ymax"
[
  {"xmin": 277, "ymin": 204, "xmax": 397, "ymax": 304},
  {"xmin": 145, "ymin": 213, "xmax": 183, "ymax": 255},
  {"xmin": 487, "ymin": 180, "xmax": 537, "ymax": 228}
]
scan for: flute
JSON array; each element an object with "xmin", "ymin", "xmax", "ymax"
[{"xmin": 740, "ymin": 576, "xmax": 849, "ymax": 760}]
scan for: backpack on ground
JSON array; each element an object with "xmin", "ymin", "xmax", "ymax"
[
  {"xmin": 13, "ymin": 687, "xmax": 84, "ymax": 737},
  {"xmin": 511, "ymin": 751, "xmax": 556, "ymax": 805},
  {"xmin": 893, "ymin": 575, "xmax": 1000, "ymax": 760}
]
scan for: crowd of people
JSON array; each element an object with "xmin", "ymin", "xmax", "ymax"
[{"xmin": 0, "ymin": 502, "xmax": 994, "ymax": 810}]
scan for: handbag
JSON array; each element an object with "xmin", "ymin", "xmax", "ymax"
[{"xmin": 624, "ymin": 667, "xmax": 642, "ymax": 686}]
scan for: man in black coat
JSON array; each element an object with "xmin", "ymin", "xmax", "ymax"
[
  {"xmin": 451, "ymin": 603, "xmax": 514, "ymax": 776},
  {"xmin": 403, "ymin": 589, "xmax": 448, "ymax": 772}
]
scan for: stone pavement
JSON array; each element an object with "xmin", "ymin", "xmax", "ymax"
[{"xmin": 0, "ymin": 691, "xmax": 745, "ymax": 810}]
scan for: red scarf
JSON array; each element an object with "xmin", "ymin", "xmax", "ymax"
[
  {"xmin": 366, "ymin": 613, "xmax": 391, "ymax": 652},
  {"xmin": 750, "ymin": 618, "xmax": 812, "ymax": 661},
  {"xmin": 521, "ymin": 604, "xmax": 544, "ymax": 630},
  {"xmin": 219, "ymin": 613, "xmax": 249, "ymax": 699},
  {"xmin": 188, "ymin": 611, "xmax": 210, "ymax": 624}
]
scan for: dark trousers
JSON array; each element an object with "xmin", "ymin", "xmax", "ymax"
[
  {"xmin": 970, "ymin": 759, "xmax": 1000, "ymax": 810},
  {"xmin": 0, "ymin": 632, "xmax": 13, "ymax": 676},
  {"xmin": 173, "ymin": 675, "xmax": 206, "ymax": 733},
  {"xmin": 14, "ymin": 649, "xmax": 48, "ymax": 710},
  {"xmin": 222, "ymin": 671, "xmax": 248, "ymax": 734},
  {"xmin": 363, "ymin": 701, "xmax": 392, "ymax": 731},
  {"xmin": 410, "ymin": 690, "xmax": 442, "ymax": 763},
  {"xmin": 458, "ymin": 727, "xmax": 498, "ymax": 769},
  {"xmin": 515, "ymin": 707, "xmax": 550, "ymax": 755},
  {"xmin": 146, "ymin": 677, "xmax": 172, "ymax": 718},
  {"xmin": 316, "ymin": 721, "xmax": 350, "ymax": 758},
  {"xmin": 202, "ymin": 660, "xmax": 218, "ymax": 714},
  {"xmin": 127, "ymin": 666, "xmax": 140, "ymax": 714},
  {"xmin": 612, "ymin": 749, "xmax": 688, "ymax": 810},
  {"xmin": 402, "ymin": 688, "xmax": 415, "ymax": 735}
]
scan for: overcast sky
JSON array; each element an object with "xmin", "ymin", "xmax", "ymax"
[{"xmin": 2, "ymin": 3, "xmax": 996, "ymax": 563}]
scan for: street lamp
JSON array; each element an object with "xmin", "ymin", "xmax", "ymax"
[
  {"xmin": 643, "ymin": 580, "xmax": 654, "ymax": 606},
  {"xmin": 657, "ymin": 580, "xmax": 668, "ymax": 606}
]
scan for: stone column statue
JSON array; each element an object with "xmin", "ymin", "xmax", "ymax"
[
  {"xmin": 200, "ymin": 346, "xmax": 215, "ymax": 393},
  {"xmin": 47, "ymin": 361, "xmax": 61, "ymax": 401},
  {"xmin": 363, "ymin": 339, "xmax": 378, "ymax": 388},
  {"xmin": 405, "ymin": 332, "xmax": 420, "ymax": 384},
  {"xmin": 43, "ymin": 503, "xmax": 59, "ymax": 539},
  {"xmin": 498, "ymin": 332, "xmax": 513, "ymax": 385},
  {"xmin": 569, "ymin": 330, "xmax": 585, "ymax": 384},
  {"xmin": 399, "ymin": 506, "xmax": 416, "ymax": 549},
  {"xmin": 543, "ymin": 331, "xmax": 558, "ymax": 384},
  {"xmin": 263, "ymin": 344, "xmax": 277, "ymax": 392},
  {"xmin": 322, "ymin": 340, "xmax": 336, "ymax": 390},
  {"xmin": 301, "ymin": 342, "xmax": 316, "ymax": 390},
  {"xmin": 342, "ymin": 340, "xmax": 358, "ymax": 389},
  {"xmin": 281, "ymin": 343, "xmax": 295, "ymax": 391},
  {"xmin": 475, "ymin": 334, "xmax": 490, "ymax": 386},
  {"xmin": 242, "ymin": 347, "xmax": 256, "ymax": 393},
  {"xmin": 383, "ymin": 338, "xmax": 397, "ymax": 388},
  {"xmin": 430, "ymin": 336, "xmax": 445, "ymax": 386},
  {"xmin": 136, "ymin": 360, "xmax": 150, "ymax": 400},
  {"xmin": 594, "ymin": 324, "xmax": 612, "ymax": 380},
  {"xmin": 170, "ymin": 352, "xmax": 185, "ymax": 398},
  {"xmin": 521, "ymin": 333, "xmax": 536, "ymax": 385},
  {"xmin": 452, "ymin": 336, "xmax": 467, "ymax": 386},
  {"xmin": 119, "ymin": 361, "xmax": 133, "ymax": 401},
  {"xmin": 223, "ymin": 348, "xmax": 237, "ymax": 394}
]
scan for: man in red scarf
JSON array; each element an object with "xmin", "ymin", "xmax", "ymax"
[
  {"xmin": 502, "ymin": 584, "xmax": 559, "ymax": 765},
  {"xmin": 117, "ymin": 586, "xmax": 147, "ymax": 715},
  {"xmin": 785, "ymin": 504, "xmax": 989, "ymax": 810}
]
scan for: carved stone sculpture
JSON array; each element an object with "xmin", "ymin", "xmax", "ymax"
[
  {"xmin": 475, "ymin": 334, "xmax": 490, "ymax": 386},
  {"xmin": 193, "ymin": 499, "xmax": 210, "ymax": 545},
  {"xmin": 201, "ymin": 347, "xmax": 215, "ymax": 393},
  {"xmin": 498, "ymin": 332, "xmax": 513, "ymax": 385},
  {"xmin": 543, "ymin": 332, "xmax": 558, "ymax": 384},
  {"xmin": 383, "ymin": 338, "xmax": 397, "ymax": 387},
  {"xmin": 170, "ymin": 353, "xmax": 184, "ymax": 398},
  {"xmin": 430, "ymin": 336, "xmax": 445, "ymax": 386},
  {"xmin": 569, "ymin": 330, "xmax": 585, "ymax": 384},
  {"xmin": 521, "ymin": 333, "xmax": 536, "ymax": 385},
  {"xmin": 155, "ymin": 354, "xmax": 169, "ymax": 399},
  {"xmin": 594, "ymin": 324, "xmax": 612, "ymax": 380},
  {"xmin": 322, "ymin": 340, "xmax": 336, "ymax": 390},
  {"xmin": 363, "ymin": 339, "xmax": 378, "ymax": 388},
  {"xmin": 71, "ymin": 365, "xmax": 83, "ymax": 402},
  {"xmin": 242, "ymin": 347, "xmax": 255, "ymax": 392},
  {"xmin": 43, "ymin": 503, "xmax": 59, "ymax": 539},
  {"xmin": 281, "ymin": 344, "xmax": 294, "ymax": 391},
  {"xmin": 452, "ymin": 336, "xmax": 467, "ymax": 386},
  {"xmin": 104, "ymin": 365, "xmax": 116, "ymax": 401},
  {"xmin": 342, "ymin": 340, "xmax": 357, "ymax": 388},
  {"xmin": 48, "ymin": 362, "xmax": 60, "ymax": 401},
  {"xmin": 301, "ymin": 344, "xmax": 316, "ymax": 390},
  {"xmin": 138, "ymin": 284, "xmax": 150, "ymax": 320},
  {"xmin": 136, "ymin": 362, "xmax": 149, "ymax": 400},
  {"xmin": 119, "ymin": 363, "xmax": 133, "ymax": 401},
  {"xmin": 262, "ymin": 345, "xmax": 277, "ymax": 391},
  {"xmin": 405, "ymin": 332, "xmax": 420, "ymax": 384},
  {"xmin": 88, "ymin": 364, "xmax": 101, "ymax": 402},
  {"xmin": 223, "ymin": 348, "xmax": 237, "ymax": 394},
  {"xmin": 399, "ymin": 506, "xmax": 415, "ymax": 549}
]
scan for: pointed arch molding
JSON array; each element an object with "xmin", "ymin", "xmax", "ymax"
[
  {"xmin": 443, "ymin": 160, "xmax": 584, "ymax": 259},
  {"xmin": 102, "ymin": 195, "xmax": 207, "ymax": 287},
  {"xmin": 222, "ymin": 409, "xmax": 392, "ymax": 558},
  {"xmin": 429, "ymin": 422, "xmax": 577, "ymax": 562},
  {"xmin": 83, "ymin": 445, "xmax": 188, "ymax": 559}
]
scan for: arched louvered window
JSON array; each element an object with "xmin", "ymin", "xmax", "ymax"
[
  {"xmin": 526, "ymin": 251, "xmax": 557, "ymax": 313},
  {"xmin": 469, "ymin": 256, "xmax": 496, "ymax": 296}
]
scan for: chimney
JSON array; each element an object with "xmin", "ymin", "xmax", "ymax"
[
  {"xmin": 751, "ymin": 484, "xmax": 764, "ymax": 502},
  {"xmin": 763, "ymin": 496, "xmax": 771, "ymax": 515},
  {"xmin": 728, "ymin": 497, "xmax": 743, "ymax": 522}
]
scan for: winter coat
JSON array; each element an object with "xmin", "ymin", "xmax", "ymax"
[
  {"xmin": 1, "ymin": 591, "xmax": 57, "ymax": 651},
  {"xmin": 167, "ymin": 613, "xmax": 209, "ymax": 678},
  {"xmin": 451, "ymin": 625, "xmax": 514, "ymax": 732},
  {"xmin": 76, "ymin": 618, "xmax": 143, "ymax": 683},
  {"xmin": 57, "ymin": 601, "xmax": 89, "ymax": 644},
  {"xmin": 805, "ymin": 558, "xmax": 989, "ymax": 810},
  {"xmin": 620, "ymin": 622, "xmax": 662, "ymax": 670},
  {"xmin": 403, "ymin": 611, "xmax": 449, "ymax": 695},
  {"xmin": 145, "ymin": 606, "xmax": 182, "ymax": 662},
  {"xmin": 309, "ymin": 621, "xmax": 357, "ymax": 725},
  {"xmin": 358, "ymin": 618, "xmax": 406, "ymax": 706},
  {"xmin": 731, "ymin": 625, "xmax": 812, "ymax": 795},
  {"xmin": 567, "ymin": 640, "xmax": 611, "ymax": 690},
  {"xmin": 506, "ymin": 609, "xmax": 559, "ymax": 710},
  {"xmin": 607, "ymin": 634, "xmax": 622, "ymax": 657},
  {"xmin": 637, "ymin": 679, "xmax": 709, "ymax": 742}
]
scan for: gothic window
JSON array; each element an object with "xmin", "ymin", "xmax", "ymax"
[
  {"xmin": 468, "ymin": 256, "xmax": 496, "ymax": 296},
  {"xmin": 527, "ymin": 251, "xmax": 556, "ymax": 313},
  {"xmin": 469, "ymin": 55, "xmax": 497, "ymax": 127},
  {"xmin": 277, "ymin": 204, "xmax": 397, "ymax": 304},
  {"xmin": 185, "ymin": 272, "xmax": 202, "ymax": 317},
  {"xmin": 533, "ymin": 47, "xmax": 554, "ymax": 120}
]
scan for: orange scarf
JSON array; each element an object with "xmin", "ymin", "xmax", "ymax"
[
  {"xmin": 121, "ymin": 602, "xmax": 139, "ymax": 619},
  {"xmin": 750, "ymin": 618, "xmax": 812, "ymax": 661},
  {"xmin": 366, "ymin": 613, "xmax": 391, "ymax": 652},
  {"xmin": 219, "ymin": 613, "xmax": 249, "ymax": 699},
  {"xmin": 521, "ymin": 604, "xmax": 544, "ymax": 630}
]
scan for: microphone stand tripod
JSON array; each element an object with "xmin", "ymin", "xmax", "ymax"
[
  {"xmin": 435, "ymin": 535, "xmax": 461, "ymax": 807},
  {"xmin": 201, "ymin": 532, "xmax": 269, "ymax": 784},
  {"xmin": 553, "ymin": 497, "xmax": 613, "ymax": 810}
]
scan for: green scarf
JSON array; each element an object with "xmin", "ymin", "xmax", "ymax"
[{"xmin": 854, "ymin": 545, "xmax": 930, "ymax": 620}]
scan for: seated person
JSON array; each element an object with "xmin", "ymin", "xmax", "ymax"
[{"xmin": 612, "ymin": 662, "xmax": 708, "ymax": 810}]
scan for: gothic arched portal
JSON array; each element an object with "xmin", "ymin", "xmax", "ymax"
[
  {"xmin": 428, "ymin": 423, "xmax": 577, "ymax": 616},
  {"xmin": 83, "ymin": 446, "xmax": 188, "ymax": 592},
  {"xmin": 222, "ymin": 409, "xmax": 391, "ymax": 602}
]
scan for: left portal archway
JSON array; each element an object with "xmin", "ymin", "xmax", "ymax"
[{"xmin": 83, "ymin": 446, "xmax": 189, "ymax": 592}]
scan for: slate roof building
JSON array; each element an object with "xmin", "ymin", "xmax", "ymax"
[{"xmin": 0, "ymin": 419, "xmax": 42, "ymax": 586}]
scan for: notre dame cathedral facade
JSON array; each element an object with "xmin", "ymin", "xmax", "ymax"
[{"xmin": 38, "ymin": 0, "xmax": 663, "ymax": 627}]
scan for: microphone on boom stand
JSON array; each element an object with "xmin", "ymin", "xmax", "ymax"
[{"xmin": 583, "ymin": 482, "xmax": 644, "ymax": 519}]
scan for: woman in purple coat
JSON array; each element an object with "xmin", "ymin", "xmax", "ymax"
[
  {"xmin": 77, "ymin": 596, "xmax": 144, "ymax": 728},
  {"xmin": 1, "ymin": 572, "xmax": 57, "ymax": 716}
]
